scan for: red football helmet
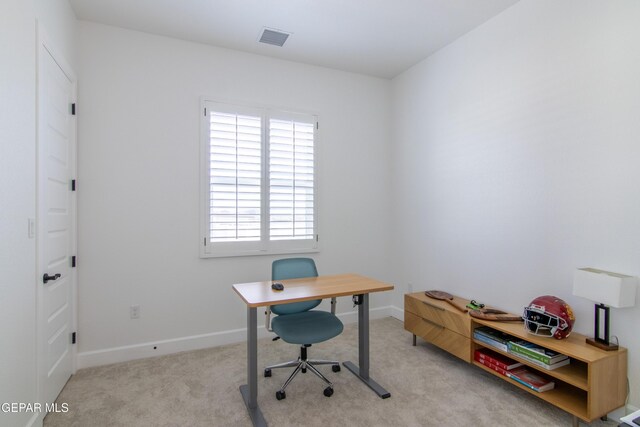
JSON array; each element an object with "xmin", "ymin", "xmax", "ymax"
[{"xmin": 523, "ymin": 295, "xmax": 575, "ymax": 340}]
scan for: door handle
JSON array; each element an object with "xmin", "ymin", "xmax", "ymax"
[{"xmin": 43, "ymin": 273, "xmax": 61, "ymax": 284}]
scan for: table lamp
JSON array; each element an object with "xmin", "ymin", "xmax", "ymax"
[{"xmin": 572, "ymin": 268, "xmax": 637, "ymax": 351}]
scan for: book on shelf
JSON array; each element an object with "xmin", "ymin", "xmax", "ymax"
[
  {"xmin": 473, "ymin": 327, "xmax": 515, "ymax": 352},
  {"xmin": 510, "ymin": 352, "xmax": 570, "ymax": 371},
  {"xmin": 507, "ymin": 366, "xmax": 555, "ymax": 392},
  {"xmin": 474, "ymin": 354, "xmax": 509, "ymax": 377},
  {"xmin": 474, "ymin": 349, "xmax": 523, "ymax": 371},
  {"xmin": 474, "ymin": 332, "xmax": 508, "ymax": 352},
  {"xmin": 508, "ymin": 340, "xmax": 568, "ymax": 365}
]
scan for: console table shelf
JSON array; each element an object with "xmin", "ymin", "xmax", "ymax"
[
  {"xmin": 470, "ymin": 318, "xmax": 627, "ymax": 423},
  {"xmin": 474, "ymin": 361, "xmax": 588, "ymax": 415}
]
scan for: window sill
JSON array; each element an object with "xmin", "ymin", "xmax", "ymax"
[{"xmin": 200, "ymin": 247, "xmax": 320, "ymax": 259}]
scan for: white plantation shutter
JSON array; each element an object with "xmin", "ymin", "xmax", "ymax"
[
  {"xmin": 209, "ymin": 110, "xmax": 262, "ymax": 243},
  {"xmin": 269, "ymin": 118, "xmax": 315, "ymax": 240},
  {"xmin": 201, "ymin": 101, "xmax": 317, "ymax": 257}
]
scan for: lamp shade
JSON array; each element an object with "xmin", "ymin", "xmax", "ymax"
[{"xmin": 572, "ymin": 268, "xmax": 637, "ymax": 308}]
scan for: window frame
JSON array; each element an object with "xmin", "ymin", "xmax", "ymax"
[{"xmin": 200, "ymin": 99, "xmax": 319, "ymax": 258}]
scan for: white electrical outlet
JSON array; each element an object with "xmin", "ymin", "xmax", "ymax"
[
  {"xmin": 130, "ymin": 305, "xmax": 140, "ymax": 319},
  {"xmin": 407, "ymin": 283, "xmax": 414, "ymax": 292}
]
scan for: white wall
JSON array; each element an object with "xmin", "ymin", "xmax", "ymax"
[
  {"xmin": 35, "ymin": 0, "xmax": 78, "ymax": 69},
  {"xmin": 1, "ymin": 2, "xmax": 38, "ymax": 426},
  {"xmin": 0, "ymin": 1, "xmax": 76, "ymax": 426},
  {"xmin": 391, "ymin": 0, "xmax": 640, "ymax": 409},
  {"xmin": 75, "ymin": 22, "xmax": 392, "ymax": 365}
]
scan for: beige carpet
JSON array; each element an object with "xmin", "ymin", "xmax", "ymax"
[{"xmin": 45, "ymin": 317, "xmax": 617, "ymax": 427}]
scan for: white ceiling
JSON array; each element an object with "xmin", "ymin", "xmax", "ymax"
[{"xmin": 68, "ymin": 0, "xmax": 519, "ymax": 79}]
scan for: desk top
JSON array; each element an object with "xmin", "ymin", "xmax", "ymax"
[{"xmin": 232, "ymin": 273, "xmax": 394, "ymax": 307}]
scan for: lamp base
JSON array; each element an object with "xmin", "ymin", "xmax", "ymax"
[{"xmin": 586, "ymin": 337, "xmax": 619, "ymax": 351}]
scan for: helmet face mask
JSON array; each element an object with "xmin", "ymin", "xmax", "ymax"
[
  {"xmin": 523, "ymin": 306, "xmax": 564, "ymax": 337},
  {"xmin": 523, "ymin": 296, "xmax": 575, "ymax": 340}
]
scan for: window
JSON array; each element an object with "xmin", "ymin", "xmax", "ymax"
[{"xmin": 200, "ymin": 100, "xmax": 318, "ymax": 257}]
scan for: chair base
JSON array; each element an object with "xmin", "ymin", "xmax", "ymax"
[{"xmin": 264, "ymin": 345, "xmax": 340, "ymax": 399}]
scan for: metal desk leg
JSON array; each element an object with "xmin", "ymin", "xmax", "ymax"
[
  {"xmin": 343, "ymin": 293, "xmax": 391, "ymax": 399},
  {"xmin": 239, "ymin": 307, "xmax": 267, "ymax": 427}
]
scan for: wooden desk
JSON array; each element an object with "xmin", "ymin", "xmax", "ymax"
[{"xmin": 233, "ymin": 273, "xmax": 394, "ymax": 427}]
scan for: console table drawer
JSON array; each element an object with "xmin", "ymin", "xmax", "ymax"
[
  {"xmin": 405, "ymin": 311, "xmax": 471, "ymax": 362},
  {"xmin": 404, "ymin": 293, "xmax": 470, "ymax": 337}
]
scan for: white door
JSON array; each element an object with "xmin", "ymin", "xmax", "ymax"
[{"xmin": 37, "ymin": 34, "xmax": 77, "ymax": 409}]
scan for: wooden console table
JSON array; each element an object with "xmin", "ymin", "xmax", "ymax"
[{"xmin": 404, "ymin": 292, "xmax": 627, "ymax": 426}]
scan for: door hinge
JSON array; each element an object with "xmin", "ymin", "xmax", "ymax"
[
  {"xmin": 316, "ymin": 234, "xmax": 319, "ymax": 242},
  {"xmin": 71, "ymin": 332, "xmax": 77, "ymax": 344},
  {"xmin": 71, "ymin": 179, "xmax": 76, "ymax": 191},
  {"xmin": 204, "ymin": 107, "xmax": 207, "ymax": 116},
  {"xmin": 316, "ymin": 122, "xmax": 319, "ymax": 130},
  {"xmin": 71, "ymin": 255, "xmax": 77, "ymax": 268},
  {"xmin": 204, "ymin": 237, "xmax": 207, "ymax": 246},
  {"xmin": 71, "ymin": 103, "xmax": 76, "ymax": 115}
]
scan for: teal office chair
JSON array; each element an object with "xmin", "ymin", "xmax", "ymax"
[{"xmin": 264, "ymin": 258, "xmax": 344, "ymax": 400}]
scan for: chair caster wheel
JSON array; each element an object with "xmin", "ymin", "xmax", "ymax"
[
  {"xmin": 264, "ymin": 369, "xmax": 271, "ymax": 377},
  {"xmin": 276, "ymin": 390, "xmax": 286, "ymax": 400},
  {"xmin": 323, "ymin": 387, "xmax": 333, "ymax": 397},
  {"xmin": 332, "ymin": 364, "xmax": 341, "ymax": 372},
  {"xmin": 301, "ymin": 368, "xmax": 307, "ymax": 374}
]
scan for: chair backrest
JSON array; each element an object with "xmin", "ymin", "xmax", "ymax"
[{"xmin": 271, "ymin": 258, "xmax": 321, "ymax": 315}]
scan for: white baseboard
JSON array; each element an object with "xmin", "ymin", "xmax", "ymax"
[
  {"xmin": 77, "ymin": 305, "xmax": 398, "ymax": 369},
  {"xmin": 389, "ymin": 305, "xmax": 403, "ymax": 320},
  {"xmin": 76, "ymin": 326, "xmax": 255, "ymax": 369}
]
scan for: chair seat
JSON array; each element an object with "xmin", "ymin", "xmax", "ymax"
[{"xmin": 272, "ymin": 310, "xmax": 344, "ymax": 345}]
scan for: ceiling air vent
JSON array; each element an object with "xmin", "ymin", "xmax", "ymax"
[{"xmin": 258, "ymin": 28, "xmax": 290, "ymax": 47}]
